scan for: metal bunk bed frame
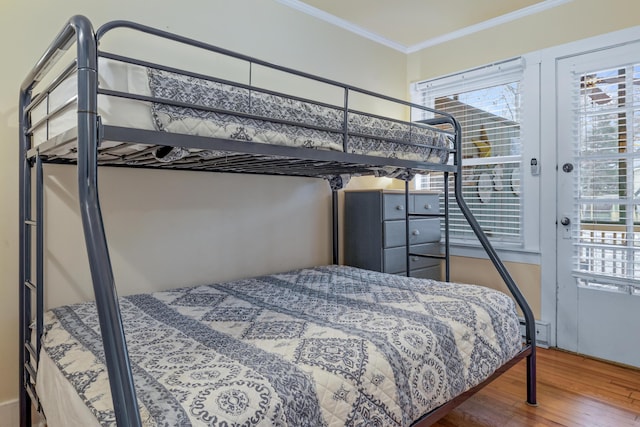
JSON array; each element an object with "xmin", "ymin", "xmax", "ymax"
[{"xmin": 19, "ymin": 15, "xmax": 537, "ymax": 427}]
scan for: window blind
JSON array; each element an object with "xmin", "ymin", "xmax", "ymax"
[
  {"xmin": 572, "ymin": 63, "xmax": 640, "ymax": 294},
  {"xmin": 412, "ymin": 58, "xmax": 524, "ymax": 245}
]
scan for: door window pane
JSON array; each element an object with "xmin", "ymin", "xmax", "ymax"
[{"xmin": 574, "ymin": 63, "xmax": 640, "ymax": 290}]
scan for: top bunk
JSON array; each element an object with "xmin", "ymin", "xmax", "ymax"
[{"xmin": 20, "ymin": 16, "xmax": 459, "ymax": 184}]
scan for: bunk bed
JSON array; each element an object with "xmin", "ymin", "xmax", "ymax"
[{"xmin": 18, "ymin": 15, "xmax": 537, "ymax": 427}]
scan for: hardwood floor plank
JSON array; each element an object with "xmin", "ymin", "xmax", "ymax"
[{"xmin": 431, "ymin": 348, "xmax": 640, "ymax": 426}]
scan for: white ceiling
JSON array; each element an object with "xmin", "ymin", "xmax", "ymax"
[{"xmin": 277, "ymin": 0, "xmax": 573, "ymax": 53}]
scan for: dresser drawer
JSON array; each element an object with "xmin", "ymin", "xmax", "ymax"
[
  {"xmin": 384, "ymin": 219, "xmax": 441, "ymax": 248},
  {"xmin": 382, "ymin": 194, "xmax": 409, "ymax": 220},
  {"xmin": 401, "ymin": 265, "xmax": 441, "ymax": 280},
  {"xmin": 384, "ymin": 243, "xmax": 441, "ymax": 274},
  {"xmin": 413, "ymin": 194, "xmax": 440, "ymax": 215}
]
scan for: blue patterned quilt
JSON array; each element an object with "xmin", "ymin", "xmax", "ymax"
[
  {"xmin": 147, "ymin": 68, "xmax": 452, "ymax": 166},
  {"xmin": 41, "ymin": 266, "xmax": 522, "ymax": 426}
]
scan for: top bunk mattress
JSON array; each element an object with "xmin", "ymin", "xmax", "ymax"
[
  {"xmin": 32, "ymin": 59, "xmax": 453, "ymax": 168},
  {"xmin": 37, "ymin": 265, "xmax": 522, "ymax": 427}
]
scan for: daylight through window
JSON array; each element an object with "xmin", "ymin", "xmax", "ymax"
[
  {"xmin": 573, "ymin": 63, "xmax": 640, "ymax": 293},
  {"xmin": 413, "ymin": 59, "xmax": 524, "ymax": 246}
]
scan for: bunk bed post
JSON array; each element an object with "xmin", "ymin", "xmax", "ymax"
[
  {"xmin": 332, "ymin": 189, "xmax": 339, "ymax": 264},
  {"xmin": 35, "ymin": 155, "xmax": 44, "ymax": 359},
  {"xmin": 18, "ymin": 86, "xmax": 32, "ymax": 427},
  {"xmin": 73, "ymin": 16, "xmax": 143, "ymax": 427},
  {"xmin": 443, "ymin": 171, "xmax": 450, "ymax": 282},
  {"xmin": 449, "ymin": 117, "xmax": 537, "ymax": 405},
  {"xmin": 328, "ymin": 175, "xmax": 344, "ymax": 264},
  {"xmin": 405, "ymin": 180, "xmax": 411, "ymax": 275}
]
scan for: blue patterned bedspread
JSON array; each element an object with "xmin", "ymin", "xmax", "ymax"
[
  {"xmin": 147, "ymin": 68, "xmax": 452, "ymax": 165},
  {"xmin": 42, "ymin": 265, "xmax": 522, "ymax": 426}
]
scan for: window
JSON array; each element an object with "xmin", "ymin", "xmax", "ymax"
[
  {"xmin": 412, "ymin": 58, "xmax": 524, "ymax": 247},
  {"xmin": 572, "ymin": 63, "xmax": 640, "ymax": 293}
]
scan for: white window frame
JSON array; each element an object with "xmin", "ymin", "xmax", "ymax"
[{"xmin": 411, "ymin": 55, "xmax": 541, "ymax": 263}]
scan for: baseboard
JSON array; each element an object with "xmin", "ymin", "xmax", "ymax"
[
  {"xmin": 519, "ymin": 318, "xmax": 551, "ymax": 348},
  {"xmin": 0, "ymin": 399, "xmax": 46, "ymax": 427},
  {"xmin": 0, "ymin": 399, "xmax": 18, "ymax": 427}
]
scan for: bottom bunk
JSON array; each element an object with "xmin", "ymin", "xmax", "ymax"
[{"xmin": 36, "ymin": 265, "xmax": 524, "ymax": 427}]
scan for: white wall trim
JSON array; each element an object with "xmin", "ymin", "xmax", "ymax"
[
  {"xmin": 277, "ymin": 0, "xmax": 573, "ymax": 53},
  {"xmin": 0, "ymin": 399, "xmax": 18, "ymax": 427},
  {"xmin": 406, "ymin": 0, "xmax": 573, "ymax": 53}
]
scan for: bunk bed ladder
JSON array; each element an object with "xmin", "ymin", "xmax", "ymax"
[
  {"xmin": 18, "ymin": 121, "xmax": 44, "ymax": 424},
  {"xmin": 404, "ymin": 172, "xmax": 451, "ymax": 281}
]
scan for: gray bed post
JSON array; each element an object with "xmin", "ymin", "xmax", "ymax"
[
  {"xmin": 328, "ymin": 175, "xmax": 344, "ymax": 264},
  {"xmin": 332, "ymin": 189, "xmax": 339, "ymax": 264},
  {"xmin": 72, "ymin": 16, "xmax": 143, "ymax": 426},
  {"xmin": 18, "ymin": 84, "xmax": 33, "ymax": 427}
]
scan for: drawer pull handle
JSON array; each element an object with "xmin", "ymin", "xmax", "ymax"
[
  {"xmin": 396, "ymin": 205, "xmax": 404, "ymax": 211},
  {"xmin": 412, "ymin": 230, "xmax": 420, "ymax": 236},
  {"xmin": 411, "ymin": 257, "xmax": 419, "ymax": 262},
  {"xmin": 424, "ymin": 204, "xmax": 432, "ymax": 210}
]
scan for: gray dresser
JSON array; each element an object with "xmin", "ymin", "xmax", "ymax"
[{"xmin": 344, "ymin": 190, "xmax": 442, "ymax": 279}]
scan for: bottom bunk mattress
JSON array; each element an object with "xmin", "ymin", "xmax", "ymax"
[{"xmin": 37, "ymin": 265, "xmax": 522, "ymax": 426}]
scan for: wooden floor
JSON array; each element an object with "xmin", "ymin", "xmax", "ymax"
[{"xmin": 433, "ymin": 347, "xmax": 640, "ymax": 427}]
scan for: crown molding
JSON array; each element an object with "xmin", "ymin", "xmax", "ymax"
[
  {"xmin": 406, "ymin": 0, "xmax": 573, "ymax": 53},
  {"xmin": 277, "ymin": 0, "xmax": 574, "ymax": 54},
  {"xmin": 275, "ymin": 0, "xmax": 407, "ymax": 51}
]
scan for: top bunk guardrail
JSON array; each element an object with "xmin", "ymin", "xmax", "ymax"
[{"xmin": 22, "ymin": 16, "xmax": 460, "ymax": 179}]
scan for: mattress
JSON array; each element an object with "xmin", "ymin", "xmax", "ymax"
[
  {"xmin": 37, "ymin": 265, "xmax": 522, "ymax": 427},
  {"xmin": 32, "ymin": 59, "xmax": 452, "ymax": 166}
]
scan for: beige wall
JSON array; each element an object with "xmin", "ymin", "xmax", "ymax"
[
  {"xmin": 0, "ymin": 0, "xmax": 406, "ymax": 404},
  {"xmin": 448, "ymin": 257, "xmax": 541, "ymax": 318}
]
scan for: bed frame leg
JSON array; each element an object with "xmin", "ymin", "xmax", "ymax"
[
  {"xmin": 327, "ymin": 175, "xmax": 345, "ymax": 265},
  {"xmin": 526, "ymin": 346, "xmax": 537, "ymax": 406},
  {"xmin": 19, "ymin": 393, "xmax": 31, "ymax": 427}
]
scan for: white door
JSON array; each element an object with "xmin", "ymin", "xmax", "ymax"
[{"xmin": 557, "ymin": 43, "xmax": 640, "ymax": 368}]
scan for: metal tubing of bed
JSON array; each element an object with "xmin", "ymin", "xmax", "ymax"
[
  {"xmin": 449, "ymin": 117, "xmax": 537, "ymax": 405},
  {"xmin": 23, "ymin": 60, "xmax": 78, "ymax": 120},
  {"xmin": 343, "ymin": 89, "xmax": 349, "ymax": 153},
  {"xmin": 18, "ymin": 89, "xmax": 32, "ymax": 427},
  {"xmin": 74, "ymin": 17, "xmax": 143, "ymax": 427},
  {"xmin": 332, "ymin": 189, "xmax": 339, "ymax": 264},
  {"xmin": 444, "ymin": 171, "xmax": 450, "ymax": 282},
  {"xmin": 36, "ymin": 155, "xmax": 44, "ymax": 359},
  {"xmin": 19, "ymin": 15, "xmax": 143, "ymax": 426},
  {"xmin": 405, "ymin": 182, "xmax": 411, "ymax": 275}
]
